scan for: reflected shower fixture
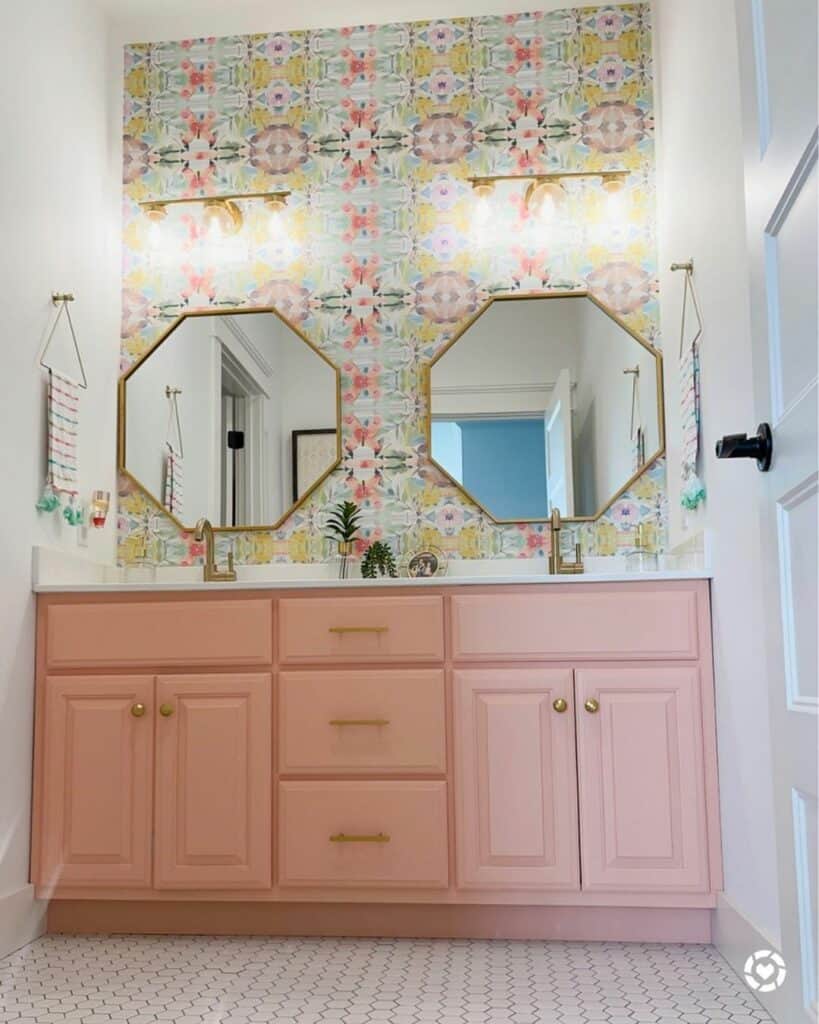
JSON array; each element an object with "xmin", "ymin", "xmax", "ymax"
[{"xmin": 139, "ymin": 190, "xmax": 291, "ymax": 241}]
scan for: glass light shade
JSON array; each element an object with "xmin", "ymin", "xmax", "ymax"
[
  {"xmin": 264, "ymin": 194, "xmax": 288, "ymax": 242},
  {"xmin": 203, "ymin": 199, "xmax": 243, "ymax": 238},
  {"xmin": 525, "ymin": 180, "xmax": 565, "ymax": 224},
  {"xmin": 145, "ymin": 204, "xmax": 167, "ymax": 247},
  {"xmin": 603, "ymin": 176, "xmax": 627, "ymax": 218}
]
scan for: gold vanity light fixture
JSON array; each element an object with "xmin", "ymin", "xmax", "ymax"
[
  {"xmin": 139, "ymin": 190, "xmax": 291, "ymax": 241},
  {"xmin": 469, "ymin": 170, "xmax": 627, "ymax": 221}
]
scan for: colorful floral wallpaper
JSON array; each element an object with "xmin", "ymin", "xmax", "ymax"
[{"xmin": 119, "ymin": 3, "xmax": 666, "ymax": 567}]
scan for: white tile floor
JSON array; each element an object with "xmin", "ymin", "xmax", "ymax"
[{"xmin": 0, "ymin": 935, "xmax": 771, "ymax": 1024}]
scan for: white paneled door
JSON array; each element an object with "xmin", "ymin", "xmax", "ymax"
[{"xmin": 736, "ymin": 2, "xmax": 818, "ymax": 1021}]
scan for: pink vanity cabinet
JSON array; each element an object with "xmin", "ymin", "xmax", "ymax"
[{"xmin": 32, "ymin": 579, "xmax": 722, "ymax": 942}]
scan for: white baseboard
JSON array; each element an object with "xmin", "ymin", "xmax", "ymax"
[
  {"xmin": 0, "ymin": 884, "xmax": 46, "ymax": 959},
  {"xmin": 713, "ymin": 894, "xmax": 790, "ymax": 1024}
]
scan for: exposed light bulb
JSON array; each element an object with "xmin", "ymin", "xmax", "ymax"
[
  {"xmin": 538, "ymin": 192, "xmax": 557, "ymax": 224},
  {"xmin": 144, "ymin": 204, "xmax": 167, "ymax": 249},
  {"xmin": 265, "ymin": 195, "xmax": 288, "ymax": 243},
  {"xmin": 603, "ymin": 176, "xmax": 627, "ymax": 220},
  {"xmin": 472, "ymin": 181, "xmax": 495, "ymax": 228},
  {"xmin": 203, "ymin": 199, "xmax": 242, "ymax": 239},
  {"xmin": 525, "ymin": 180, "xmax": 565, "ymax": 227},
  {"xmin": 475, "ymin": 195, "xmax": 492, "ymax": 226}
]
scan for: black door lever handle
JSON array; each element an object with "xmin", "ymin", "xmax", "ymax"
[{"xmin": 715, "ymin": 422, "xmax": 772, "ymax": 472}]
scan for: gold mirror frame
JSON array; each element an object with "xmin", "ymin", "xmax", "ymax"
[
  {"xmin": 423, "ymin": 290, "xmax": 665, "ymax": 524},
  {"xmin": 117, "ymin": 305, "xmax": 342, "ymax": 533}
]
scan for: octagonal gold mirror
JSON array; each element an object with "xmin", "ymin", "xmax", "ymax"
[
  {"xmin": 426, "ymin": 292, "xmax": 664, "ymax": 523},
  {"xmin": 118, "ymin": 308, "xmax": 341, "ymax": 531}
]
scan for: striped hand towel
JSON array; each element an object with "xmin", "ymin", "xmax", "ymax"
[
  {"xmin": 47, "ymin": 371, "xmax": 80, "ymax": 496},
  {"xmin": 163, "ymin": 442, "xmax": 184, "ymax": 518}
]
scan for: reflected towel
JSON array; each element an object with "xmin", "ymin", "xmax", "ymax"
[{"xmin": 163, "ymin": 443, "xmax": 184, "ymax": 518}]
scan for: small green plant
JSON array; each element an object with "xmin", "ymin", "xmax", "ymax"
[
  {"xmin": 324, "ymin": 500, "xmax": 362, "ymax": 544},
  {"xmin": 361, "ymin": 541, "xmax": 398, "ymax": 578}
]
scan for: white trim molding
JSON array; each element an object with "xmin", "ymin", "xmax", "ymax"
[
  {"xmin": 712, "ymin": 893, "xmax": 791, "ymax": 1024},
  {"xmin": 0, "ymin": 884, "xmax": 46, "ymax": 959}
]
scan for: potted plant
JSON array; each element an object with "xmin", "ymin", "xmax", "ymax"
[
  {"xmin": 361, "ymin": 541, "xmax": 398, "ymax": 579},
  {"xmin": 324, "ymin": 500, "xmax": 362, "ymax": 579}
]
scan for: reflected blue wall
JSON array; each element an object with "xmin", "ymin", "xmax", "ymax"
[{"xmin": 459, "ymin": 419, "xmax": 548, "ymax": 520}]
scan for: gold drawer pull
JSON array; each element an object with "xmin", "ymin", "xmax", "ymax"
[
  {"xmin": 328, "ymin": 626, "xmax": 389, "ymax": 634},
  {"xmin": 584, "ymin": 698, "xmax": 600, "ymax": 714},
  {"xmin": 130, "ymin": 703, "xmax": 146, "ymax": 718},
  {"xmin": 552, "ymin": 698, "xmax": 568, "ymax": 714},
  {"xmin": 329, "ymin": 718, "xmax": 390, "ymax": 727},
  {"xmin": 159, "ymin": 703, "xmax": 175, "ymax": 718},
  {"xmin": 329, "ymin": 832, "xmax": 390, "ymax": 843}
]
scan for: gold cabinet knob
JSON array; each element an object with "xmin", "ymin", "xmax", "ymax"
[
  {"xmin": 584, "ymin": 698, "xmax": 600, "ymax": 714},
  {"xmin": 159, "ymin": 703, "xmax": 175, "ymax": 718},
  {"xmin": 552, "ymin": 698, "xmax": 568, "ymax": 713},
  {"xmin": 130, "ymin": 703, "xmax": 146, "ymax": 718}
]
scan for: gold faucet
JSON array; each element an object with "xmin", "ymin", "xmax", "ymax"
[
  {"xmin": 548, "ymin": 508, "xmax": 584, "ymax": 575},
  {"xmin": 194, "ymin": 518, "xmax": 237, "ymax": 582}
]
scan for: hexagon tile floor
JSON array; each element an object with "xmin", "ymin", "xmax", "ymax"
[{"xmin": 0, "ymin": 934, "xmax": 773, "ymax": 1024}]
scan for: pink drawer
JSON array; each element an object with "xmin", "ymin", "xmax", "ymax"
[
  {"xmin": 279, "ymin": 669, "xmax": 446, "ymax": 774},
  {"xmin": 278, "ymin": 781, "xmax": 448, "ymax": 888},
  {"xmin": 45, "ymin": 599, "xmax": 273, "ymax": 669},
  {"xmin": 279, "ymin": 596, "xmax": 444, "ymax": 664},
  {"xmin": 451, "ymin": 585, "xmax": 701, "ymax": 661}
]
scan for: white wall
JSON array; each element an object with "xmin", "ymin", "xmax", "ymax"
[
  {"xmin": 0, "ymin": 0, "xmax": 119, "ymax": 956},
  {"xmin": 653, "ymin": 0, "xmax": 780, "ymax": 944},
  {"xmin": 125, "ymin": 317, "xmax": 216, "ymax": 522},
  {"xmin": 573, "ymin": 299, "xmax": 660, "ymax": 515},
  {"xmin": 105, "ymin": 0, "xmax": 589, "ymax": 44},
  {"xmin": 431, "ymin": 298, "xmax": 579, "ymax": 416}
]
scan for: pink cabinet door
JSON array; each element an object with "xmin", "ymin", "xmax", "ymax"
[
  {"xmin": 453, "ymin": 669, "xmax": 580, "ymax": 891},
  {"xmin": 38, "ymin": 676, "xmax": 154, "ymax": 889},
  {"xmin": 155, "ymin": 673, "xmax": 272, "ymax": 890},
  {"xmin": 575, "ymin": 667, "xmax": 710, "ymax": 893}
]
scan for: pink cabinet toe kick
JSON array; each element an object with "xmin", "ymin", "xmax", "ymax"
[{"xmin": 32, "ymin": 581, "xmax": 721, "ymax": 941}]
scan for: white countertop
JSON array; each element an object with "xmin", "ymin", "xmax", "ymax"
[{"xmin": 32, "ymin": 547, "xmax": 711, "ymax": 593}]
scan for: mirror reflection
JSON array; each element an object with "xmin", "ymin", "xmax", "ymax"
[
  {"xmin": 429, "ymin": 295, "xmax": 662, "ymax": 521},
  {"xmin": 123, "ymin": 311, "xmax": 339, "ymax": 529}
]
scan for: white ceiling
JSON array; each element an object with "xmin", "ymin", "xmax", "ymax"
[{"xmin": 99, "ymin": 0, "xmax": 590, "ymax": 44}]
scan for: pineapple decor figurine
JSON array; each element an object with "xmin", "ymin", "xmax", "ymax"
[
  {"xmin": 361, "ymin": 541, "xmax": 398, "ymax": 579},
  {"xmin": 324, "ymin": 500, "xmax": 362, "ymax": 579}
]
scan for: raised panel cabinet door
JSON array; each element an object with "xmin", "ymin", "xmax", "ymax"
[
  {"xmin": 38, "ymin": 676, "xmax": 154, "ymax": 889},
  {"xmin": 453, "ymin": 669, "xmax": 579, "ymax": 891},
  {"xmin": 155, "ymin": 673, "xmax": 272, "ymax": 890},
  {"xmin": 575, "ymin": 667, "xmax": 710, "ymax": 893}
]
